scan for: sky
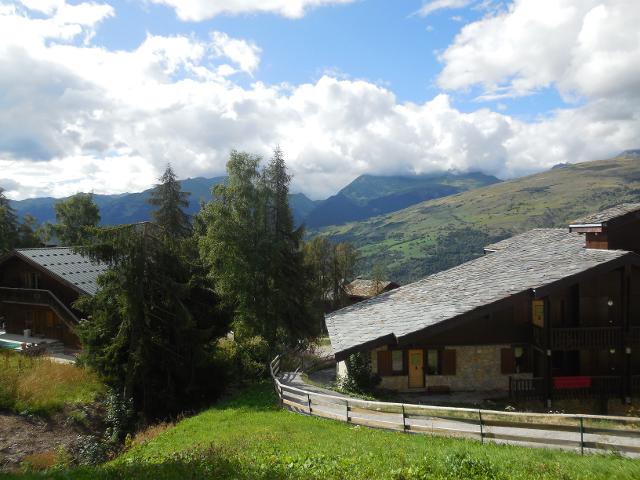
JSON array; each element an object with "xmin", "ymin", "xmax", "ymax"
[{"xmin": 0, "ymin": 0, "xmax": 639, "ymax": 200}]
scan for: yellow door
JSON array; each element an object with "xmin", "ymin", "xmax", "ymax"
[{"xmin": 408, "ymin": 349, "xmax": 424, "ymax": 388}]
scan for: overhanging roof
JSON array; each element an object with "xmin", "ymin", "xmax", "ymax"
[
  {"xmin": 4, "ymin": 248, "xmax": 108, "ymax": 296},
  {"xmin": 569, "ymin": 203, "xmax": 640, "ymax": 230},
  {"xmin": 325, "ymin": 229, "xmax": 638, "ymax": 359}
]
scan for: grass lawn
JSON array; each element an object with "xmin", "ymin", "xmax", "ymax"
[
  {"xmin": 9, "ymin": 383, "xmax": 640, "ymax": 479},
  {"xmin": 0, "ymin": 351, "xmax": 104, "ymax": 415}
]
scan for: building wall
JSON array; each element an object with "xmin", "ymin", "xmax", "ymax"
[
  {"xmin": 2, "ymin": 303, "xmax": 80, "ymax": 348},
  {"xmin": 369, "ymin": 344, "xmax": 532, "ymax": 392}
]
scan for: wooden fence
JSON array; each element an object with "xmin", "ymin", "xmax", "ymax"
[{"xmin": 270, "ymin": 355, "xmax": 640, "ymax": 456}]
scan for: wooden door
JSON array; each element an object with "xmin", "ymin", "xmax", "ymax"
[{"xmin": 408, "ymin": 349, "xmax": 424, "ymax": 388}]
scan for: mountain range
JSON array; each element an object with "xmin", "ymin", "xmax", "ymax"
[
  {"xmin": 9, "ymin": 172, "xmax": 499, "ymax": 230},
  {"xmin": 317, "ymin": 151, "xmax": 640, "ymax": 283}
]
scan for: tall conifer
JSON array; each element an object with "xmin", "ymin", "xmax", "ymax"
[{"xmin": 148, "ymin": 165, "xmax": 191, "ymax": 238}]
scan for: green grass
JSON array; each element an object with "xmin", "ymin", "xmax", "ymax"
[
  {"xmin": 0, "ymin": 351, "xmax": 104, "ymax": 415},
  {"xmin": 316, "ymin": 153, "xmax": 640, "ymax": 283},
  {"xmin": 9, "ymin": 383, "xmax": 640, "ymax": 479}
]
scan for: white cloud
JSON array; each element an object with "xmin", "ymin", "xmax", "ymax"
[
  {"xmin": 438, "ymin": 0, "xmax": 640, "ymax": 101},
  {"xmin": 1, "ymin": 0, "xmax": 639, "ymax": 202},
  {"xmin": 416, "ymin": 0, "xmax": 472, "ymax": 17},
  {"xmin": 147, "ymin": 0, "xmax": 356, "ymax": 21},
  {"xmin": 211, "ymin": 31, "xmax": 261, "ymax": 75}
]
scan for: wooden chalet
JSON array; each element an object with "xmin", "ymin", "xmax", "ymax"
[
  {"xmin": 325, "ymin": 204, "xmax": 640, "ymax": 404},
  {"xmin": 0, "ymin": 248, "xmax": 107, "ymax": 351}
]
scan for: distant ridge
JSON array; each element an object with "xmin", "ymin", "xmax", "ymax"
[{"xmin": 318, "ymin": 153, "xmax": 640, "ymax": 283}]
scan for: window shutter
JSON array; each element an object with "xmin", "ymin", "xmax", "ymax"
[
  {"xmin": 377, "ymin": 351, "xmax": 392, "ymax": 376},
  {"xmin": 441, "ymin": 349, "xmax": 456, "ymax": 375},
  {"xmin": 501, "ymin": 348, "xmax": 516, "ymax": 374}
]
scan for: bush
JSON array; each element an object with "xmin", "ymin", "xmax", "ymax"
[
  {"xmin": 216, "ymin": 336, "xmax": 270, "ymax": 382},
  {"xmin": 103, "ymin": 389, "xmax": 136, "ymax": 444},
  {"xmin": 336, "ymin": 352, "xmax": 380, "ymax": 394},
  {"xmin": 70, "ymin": 434, "xmax": 110, "ymax": 466}
]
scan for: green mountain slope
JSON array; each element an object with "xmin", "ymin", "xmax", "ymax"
[
  {"xmin": 318, "ymin": 152, "xmax": 640, "ymax": 283},
  {"xmin": 304, "ymin": 172, "xmax": 499, "ymax": 228}
]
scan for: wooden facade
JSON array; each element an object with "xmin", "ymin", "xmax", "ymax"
[
  {"xmin": 0, "ymin": 255, "xmax": 83, "ymax": 349},
  {"xmin": 366, "ymin": 264, "xmax": 640, "ymax": 402}
]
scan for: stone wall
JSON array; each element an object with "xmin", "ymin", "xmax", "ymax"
[{"xmin": 369, "ymin": 344, "xmax": 532, "ymax": 392}]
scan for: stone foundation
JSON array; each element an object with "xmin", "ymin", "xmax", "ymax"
[{"xmin": 369, "ymin": 344, "xmax": 532, "ymax": 392}]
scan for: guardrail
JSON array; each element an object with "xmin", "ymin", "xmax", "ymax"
[{"xmin": 270, "ymin": 355, "xmax": 640, "ymax": 456}]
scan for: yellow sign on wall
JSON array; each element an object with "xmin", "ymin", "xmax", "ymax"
[{"xmin": 532, "ymin": 299, "xmax": 545, "ymax": 327}]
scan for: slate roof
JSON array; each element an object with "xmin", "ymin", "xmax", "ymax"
[
  {"xmin": 570, "ymin": 203, "xmax": 640, "ymax": 227},
  {"xmin": 344, "ymin": 279, "xmax": 398, "ymax": 299},
  {"xmin": 325, "ymin": 228, "xmax": 637, "ymax": 358},
  {"xmin": 15, "ymin": 247, "xmax": 108, "ymax": 295}
]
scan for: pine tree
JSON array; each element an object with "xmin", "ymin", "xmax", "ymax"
[
  {"xmin": 148, "ymin": 165, "xmax": 191, "ymax": 238},
  {"xmin": 0, "ymin": 188, "xmax": 18, "ymax": 254},
  {"xmin": 75, "ymin": 223, "xmax": 230, "ymax": 421},
  {"xmin": 54, "ymin": 193, "xmax": 100, "ymax": 246}
]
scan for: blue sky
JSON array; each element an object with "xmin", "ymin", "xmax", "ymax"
[{"xmin": 0, "ymin": 0, "xmax": 638, "ymax": 199}]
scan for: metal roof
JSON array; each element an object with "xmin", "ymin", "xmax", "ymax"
[
  {"xmin": 569, "ymin": 203, "xmax": 640, "ymax": 227},
  {"xmin": 325, "ymin": 228, "xmax": 637, "ymax": 358},
  {"xmin": 15, "ymin": 247, "xmax": 108, "ymax": 295}
]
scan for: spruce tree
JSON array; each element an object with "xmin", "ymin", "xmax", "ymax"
[
  {"xmin": 148, "ymin": 165, "xmax": 191, "ymax": 238},
  {"xmin": 0, "ymin": 188, "xmax": 18, "ymax": 254},
  {"xmin": 76, "ymin": 223, "xmax": 230, "ymax": 421},
  {"xmin": 54, "ymin": 193, "xmax": 100, "ymax": 246}
]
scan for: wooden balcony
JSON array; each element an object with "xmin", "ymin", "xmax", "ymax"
[
  {"xmin": 0, "ymin": 287, "xmax": 78, "ymax": 326},
  {"xmin": 510, "ymin": 376, "xmax": 624, "ymax": 400},
  {"xmin": 533, "ymin": 325, "xmax": 623, "ymax": 350}
]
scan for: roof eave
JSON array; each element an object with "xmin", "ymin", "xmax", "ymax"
[{"xmin": 11, "ymin": 250, "xmax": 93, "ymax": 297}]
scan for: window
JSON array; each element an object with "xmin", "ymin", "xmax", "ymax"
[
  {"xmin": 427, "ymin": 350, "xmax": 440, "ymax": 375},
  {"xmin": 392, "ymin": 350, "xmax": 404, "ymax": 372},
  {"xmin": 22, "ymin": 272, "xmax": 40, "ymax": 289}
]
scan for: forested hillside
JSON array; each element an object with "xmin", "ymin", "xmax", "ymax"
[{"xmin": 317, "ymin": 152, "xmax": 640, "ymax": 283}]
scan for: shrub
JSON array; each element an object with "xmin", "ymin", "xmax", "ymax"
[
  {"xmin": 70, "ymin": 434, "xmax": 110, "ymax": 466},
  {"xmin": 216, "ymin": 336, "xmax": 270, "ymax": 382},
  {"xmin": 336, "ymin": 352, "xmax": 380, "ymax": 394}
]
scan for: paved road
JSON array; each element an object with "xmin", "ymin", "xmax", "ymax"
[{"xmin": 278, "ymin": 371, "xmax": 640, "ymax": 457}]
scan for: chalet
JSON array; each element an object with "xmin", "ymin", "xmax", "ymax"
[
  {"xmin": 344, "ymin": 278, "xmax": 400, "ymax": 305},
  {"xmin": 325, "ymin": 204, "xmax": 640, "ymax": 405},
  {"xmin": 0, "ymin": 247, "xmax": 107, "ymax": 352}
]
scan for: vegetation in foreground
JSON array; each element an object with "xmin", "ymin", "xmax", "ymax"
[
  {"xmin": 8, "ymin": 383, "xmax": 640, "ymax": 479},
  {"xmin": 0, "ymin": 351, "xmax": 103, "ymax": 416}
]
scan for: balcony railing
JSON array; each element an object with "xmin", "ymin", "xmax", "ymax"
[
  {"xmin": 509, "ymin": 377, "xmax": 544, "ymax": 401},
  {"xmin": 533, "ymin": 325, "xmax": 623, "ymax": 350},
  {"xmin": 509, "ymin": 376, "xmax": 624, "ymax": 400},
  {"xmin": 0, "ymin": 287, "xmax": 78, "ymax": 326}
]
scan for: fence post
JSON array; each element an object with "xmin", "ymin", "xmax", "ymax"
[
  {"xmin": 579, "ymin": 417, "xmax": 584, "ymax": 455},
  {"xmin": 478, "ymin": 410, "xmax": 484, "ymax": 444},
  {"xmin": 346, "ymin": 400, "xmax": 350, "ymax": 423},
  {"xmin": 307, "ymin": 393, "xmax": 312, "ymax": 414},
  {"xmin": 402, "ymin": 404, "xmax": 407, "ymax": 433}
]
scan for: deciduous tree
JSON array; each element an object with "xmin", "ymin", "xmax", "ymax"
[{"xmin": 54, "ymin": 193, "xmax": 100, "ymax": 246}]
